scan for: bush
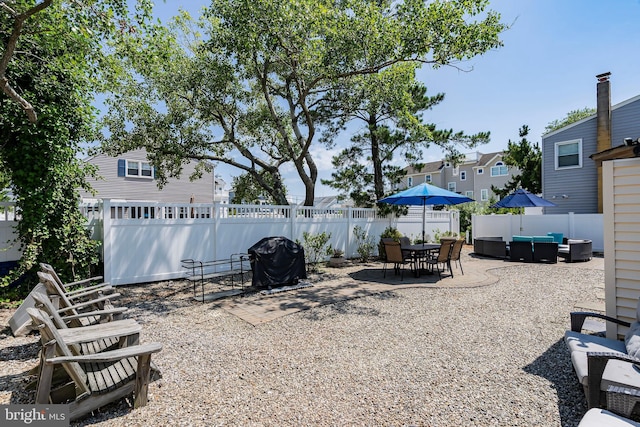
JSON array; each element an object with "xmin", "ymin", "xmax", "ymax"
[
  {"xmin": 297, "ymin": 231, "xmax": 332, "ymax": 271},
  {"xmin": 353, "ymin": 226, "xmax": 375, "ymax": 262}
]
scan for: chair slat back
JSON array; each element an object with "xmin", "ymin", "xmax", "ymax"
[
  {"xmin": 437, "ymin": 240, "xmax": 454, "ymax": 263},
  {"xmin": 449, "ymin": 239, "xmax": 464, "ymax": 262},
  {"xmin": 37, "ymin": 271, "xmax": 75, "ymax": 313},
  {"xmin": 384, "ymin": 242, "xmax": 404, "ymax": 263},
  {"xmin": 26, "ymin": 308, "xmax": 90, "ymax": 396},
  {"xmin": 39, "ymin": 263, "xmax": 67, "ymax": 289}
]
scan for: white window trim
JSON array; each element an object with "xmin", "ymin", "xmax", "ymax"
[
  {"xmin": 452, "ymin": 166, "xmax": 459, "ymax": 176},
  {"xmin": 480, "ymin": 189, "xmax": 489, "ymax": 201},
  {"xmin": 425, "ymin": 174, "xmax": 432, "ymax": 183},
  {"xmin": 490, "ymin": 162, "xmax": 508, "ymax": 177},
  {"xmin": 448, "ymin": 182, "xmax": 456, "ymax": 192},
  {"xmin": 465, "ymin": 190, "xmax": 473, "ymax": 198},
  {"xmin": 126, "ymin": 160, "xmax": 154, "ymax": 179},
  {"xmin": 408, "ymin": 176, "xmax": 413, "ymax": 187},
  {"xmin": 460, "ymin": 171, "xmax": 466, "ymax": 181},
  {"xmin": 554, "ymin": 139, "xmax": 583, "ymax": 170},
  {"xmin": 477, "ymin": 168, "xmax": 484, "ymax": 175}
]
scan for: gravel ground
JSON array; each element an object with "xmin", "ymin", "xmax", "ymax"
[{"xmin": 0, "ymin": 262, "xmax": 602, "ymax": 426}]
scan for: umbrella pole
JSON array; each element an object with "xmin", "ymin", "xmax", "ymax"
[{"xmin": 422, "ymin": 201, "xmax": 426, "ymax": 246}]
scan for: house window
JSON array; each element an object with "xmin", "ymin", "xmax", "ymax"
[
  {"xmin": 490, "ymin": 162, "xmax": 508, "ymax": 177},
  {"xmin": 460, "ymin": 171, "xmax": 466, "ymax": 181},
  {"xmin": 425, "ymin": 174, "xmax": 432, "ymax": 183},
  {"xmin": 555, "ymin": 139, "xmax": 582, "ymax": 169},
  {"xmin": 480, "ymin": 189, "xmax": 488, "ymax": 201},
  {"xmin": 452, "ymin": 166, "xmax": 459, "ymax": 176},
  {"xmin": 408, "ymin": 176, "xmax": 413, "ymax": 187},
  {"xmin": 477, "ymin": 168, "xmax": 484, "ymax": 175},
  {"xmin": 121, "ymin": 159, "xmax": 154, "ymax": 179},
  {"xmin": 465, "ymin": 190, "xmax": 473, "ymax": 198},
  {"xmin": 448, "ymin": 182, "xmax": 456, "ymax": 192}
]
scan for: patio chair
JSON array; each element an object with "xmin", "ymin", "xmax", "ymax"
[
  {"xmin": 578, "ymin": 386, "xmax": 640, "ymax": 426},
  {"xmin": 40, "ymin": 262, "xmax": 113, "ymax": 299},
  {"xmin": 509, "ymin": 240, "xmax": 534, "ymax": 262},
  {"xmin": 37, "ymin": 272, "xmax": 126, "ymax": 328},
  {"xmin": 425, "ymin": 240, "xmax": 455, "ymax": 279},
  {"xmin": 382, "ymin": 241, "xmax": 413, "ymax": 280},
  {"xmin": 448, "ymin": 239, "xmax": 465, "ymax": 276},
  {"xmin": 533, "ymin": 241, "xmax": 558, "ymax": 263},
  {"xmin": 27, "ymin": 307, "xmax": 162, "ymax": 421}
]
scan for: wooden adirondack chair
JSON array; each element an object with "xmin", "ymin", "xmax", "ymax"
[
  {"xmin": 37, "ymin": 272, "xmax": 125, "ymax": 327},
  {"xmin": 39, "ymin": 263, "xmax": 116, "ymax": 307},
  {"xmin": 27, "ymin": 307, "xmax": 162, "ymax": 421},
  {"xmin": 39, "ymin": 262, "xmax": 111, "ymax": 296}
]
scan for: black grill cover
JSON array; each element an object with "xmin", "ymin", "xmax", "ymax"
[{"xmin": 248, "ymin": 236, "xmax": 307, "ymax": 288}]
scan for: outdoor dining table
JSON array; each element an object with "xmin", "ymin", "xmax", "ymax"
[{"xmin": 400, "ymin": 243, "xmax": 441, "ymax": 277}]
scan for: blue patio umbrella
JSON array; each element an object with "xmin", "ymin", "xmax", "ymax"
[
  {"xmin": 491, "ymin": 188, "xmax": 556, "ymax": 232},
  {"xmin": 491, "ymin": 188, "xmax": 556, "ymax": 209},
  {"xmin": 378, "ymin": 183, "xmax": 474, "ymax": 244}
]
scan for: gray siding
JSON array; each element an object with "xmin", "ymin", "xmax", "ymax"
[
  {"xmin": 542, "ymin": 95, "xmax": 640, "ymax": 214},
  {"xmin": 79, "ymin": 149, "xmax": 216, "ymax": 203},
  {"xmin": 542, "ymin": 118, "xmax": 598, "ymax": 214}
]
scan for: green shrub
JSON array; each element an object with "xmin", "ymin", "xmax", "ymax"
[{"xmin": 353, "ymin": 226, "xmax": 375, "ymax": 262}]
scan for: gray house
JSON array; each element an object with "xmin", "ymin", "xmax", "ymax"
[
  {"xmin": 79, "ymin": 148, "xmax": 229, "ymax": 203},
  {"xmin": 403, "ymin": 151, "xmax": 518, "ymax": 202},
  {"xmin": 542, "ymin": 73, "xmax": 640, "ymax": 214}
]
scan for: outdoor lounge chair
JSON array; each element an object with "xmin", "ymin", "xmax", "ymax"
[
  {"xmin": 382, "ymin": 241, "xmax": 413, "ymax": 280},
  {"xmin": 533, "ymin": 241, "xmax": 558, "ymax": 263},
  {"xmin": 425, "ymin": 240, "xmax": 454, "ymax": 279},
  {"xmin": 27, "ymin": 307, "xmax": 162, "ymax": 421},
  {"xmin": 10, "ymin": 269, "xmax": 121, "ymax": 337},
  {"xmin": 37, "ymin": 272, "xmax": 125, "ymax": 327},
  {"xmin": 578, "ymin": 386, "xmax": 640, "ymax": 426},
  {"xmin": 40, "ymin": 262, "xmax": 113, "ymax": 299},
  {"xmin": 509, "ymin": 240, "xmax": 533, "ymax": 262}
]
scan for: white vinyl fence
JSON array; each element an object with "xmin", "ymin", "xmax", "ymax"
[
  {"xmin": 471, "ymin": 212, "xmax": 604, "ymax": 253},
  {"xmin": 1, "ymin": 200, "xmax": 460, "ymax": 285}
]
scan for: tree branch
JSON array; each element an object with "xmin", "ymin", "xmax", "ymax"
[{"xmin": 0, "ymin": 0, "xmax": 54, "ymax": 123}]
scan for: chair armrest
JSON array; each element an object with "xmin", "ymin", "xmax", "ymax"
[
  {"xmin": 46, "ymin": 342, "xmax": 163, "ymax": 364},
  {"xmin": 607, "ymin": 385, "xmax": 640, "ymax": 417},
  {"xmin": 570, "ymin": 311, "xmax": 631, "ymax": 332},
  {"xmin": 56, "ymin": 293, "xmax": 121, "ymax": 314},
  {"xmin": 60, "ymin": 307, "xmax": 128, "ymax": 321},
  {"xmin": 62, "ymin": 276, "xmax": 105, "ymax": 289},
  {"xmin": 587, "ymin": 352, "xmax": 640, "ymax": 408},
  {"xmin": 64, "ymin": 284, "xmax": 114, "ymax": 300},
  {"xmin": 56, "ymin": 318, "xmax": 141, "ymax": 344}
]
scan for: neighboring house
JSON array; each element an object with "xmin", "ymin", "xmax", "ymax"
[
  {"xmin": 403, "ymin": 151, "xmax": 518, "ymax": 202},
  {"xmin": 79, "ymin": 148, "xmax": 230, "ymax": 203},
  {"xmin": 542, "ymin": 72, "xmax": 640, "ymax": 214}
]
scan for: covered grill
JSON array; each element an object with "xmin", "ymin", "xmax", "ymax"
[{"xmin": 248, "ymin": 236, "xmax": 307, "ymax": 289}]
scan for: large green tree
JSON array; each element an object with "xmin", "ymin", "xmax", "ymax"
[
  {"xmin": 101, "ymin": 0, "xmax": 506, "ymax": 206},
  {"xmin": 1, "ymin": 0, "xmax": 147, "ymax": 288},
  {"xmin": 491, "ymin": 125, "xmax": 541, "ymax": 197},
  {"xmin": 321, "ymin": 64, "xmax": 490, "ymax": 207}
]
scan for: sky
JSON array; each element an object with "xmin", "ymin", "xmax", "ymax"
[{"xmin": 146, "ymin": 0, "xmax": 640, "ymax": 202}]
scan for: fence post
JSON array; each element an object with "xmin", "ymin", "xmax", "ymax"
[
  {"xmin": 568, "ymin": 212, "xmax": 575, "ymax": 238},
  {"xmin": 347, "ymin": 207, "xmax": 353, "ymax": 258},
  {"xmin": 101, "ymin": 199, "xmax": 112, "ymax": 285},
  {"xmin": 289, "ymin": 204, "xmax": 296, "ymax": 241},
  {"xmin": 213, "ymin": 202, "xmax": 219, "ymax": 261}
]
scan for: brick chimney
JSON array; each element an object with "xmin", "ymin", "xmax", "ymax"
[{"xmin": 596, "ymin": 72, "xmax": 611, "ymax": 213}]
